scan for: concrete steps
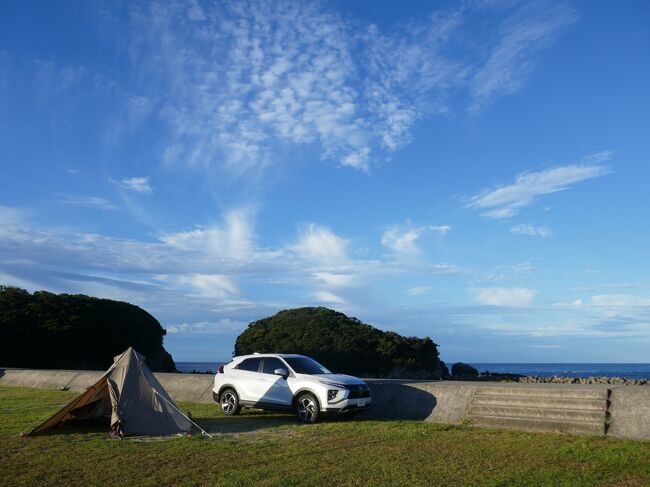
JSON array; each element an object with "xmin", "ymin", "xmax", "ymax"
[
  {"xmin": 471, "ymin": 393, "xmax": 607, "ymax": 411},
  {"xmin": 467, "ymin": 386, "xmax": 609, "ymax": 436}
]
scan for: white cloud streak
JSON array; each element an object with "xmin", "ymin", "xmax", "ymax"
[
  {"xmin": 470, "ymin": 1, "xmax": 577, "ymax": 113},
  {"xmin": 467, "ymin": 152, "xmax": 611, "ymax": 218},
  {"xmin": 474, "ymin": 287, "xmax": 537, "ymax": 307},
  {"xmin": 55, "ymin": 195, "xmax": 117, "ymax": 210},
  {"xmin": 406, "ymin": 286, "xmax": 432, "ymax": 296},
  {"xmin": 313, "ymin": 291, "xmax": 346, "ymax": 304},
  {"xmin": 167, "ymin": 318, "xmax": 246, "ymax": 335},
  {"xmin": 510, "ymin": 223, "xmax": 553, "ymax": 237},
  {"xmin": 120, "ymin": 176, "xmax": 152, "ymax": 194},
  {"xmin": 381, "ymin": 224, "xmax": 450, "ymax": 254}
]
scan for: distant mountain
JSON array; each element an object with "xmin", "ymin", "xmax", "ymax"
[
  {"xmin": 235, "ymin": 307, "xmax": 446, "ymax": 379},
  {"xmin": 0, "ymin": 286, "xmax": 176, "ymax": 372}
]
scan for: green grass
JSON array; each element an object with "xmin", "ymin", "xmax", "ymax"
[{"xmin": 1, "ymin": 386, "xmax": 649, "ymax": 486}]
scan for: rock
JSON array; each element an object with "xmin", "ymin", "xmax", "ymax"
[
  {"xmin": 451, "ymin": 362, "xmax": 479, "ymax": 378},
  {"xmin": 436, "ymin": 360, "xmax": 450, "ymax": 379}
]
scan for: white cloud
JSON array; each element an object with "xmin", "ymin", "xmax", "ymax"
[
  {"xmin": 382, "ymin": 228, "xmax": 422, "ymax": 254},
  {"xmin": 167, "ymin": 318, "xmax": 246, "ymax": 335},
  {"xmin": 161, "ymin": 209, "xmax": 255, "ymax": 262},
  {"xmin": 173, "ymin": 273, "xmax": 239, "ymax": 298},
  {"xmin": 56, "ymin": 195, "xmax": 116, "ymax": 210},
  {"xmin": 551, "ymin": 298, "xmax": 583, "ymax": 308},
  {"xmin": 314, "ymin": 291, "xmax": 346, "ymax": 304},
  {"xmin": 0, "ymin": 206, "xmax": 26, "ymax": 225},
  {"xmin": 186, "ymin": 0, "xmax": 205, "ymax": 21},
  {"xmin": 291, "ymin": 224, "xmax": 347, "ymax": 264},
  {"xmin": 510, "ymin": 223, "xmax": 553, "ymax": 237},
  {"xmin": 470, "ymin": 2, "xmax": 577, "ymax": 113},
  {"xmin": 381, "ymin": 224, "xmax": 450, "ymax": 254},
  {"xmin": 313, "ymin": 272, "xmax": 354, "ymax": 287},
  {"xmin": 126, "ymin": 1, "xmax": 574, "ymax": 175},
  {"xmin": 429, "ymin": 263, "xmax": 463, "ymax": 275},
  {"xmin": 120, "ymin": 176, "xmax": 152, "ymax": 194},
  {"xmin": 511, "ymin": 262, "xmax": 534, "ymax": 273},
  {"xmin": 474, "ymin": 287, "xmax": 536, "ymax": 307},
  {"xmin": 467, "ymin": 153, "xmax": 611, "ymax": 218},
  {"xmin": 406, "ymin": 286, "xmax": 432, "ymax": 296}
]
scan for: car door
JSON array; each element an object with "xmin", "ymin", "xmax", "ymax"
[
  {"xmin": 232, "ymin": 357, "xmax": 262, "ymax": 402},
  {"xmin": 257, "ymin": 357, "xmax": 293, "ymax": 406}
]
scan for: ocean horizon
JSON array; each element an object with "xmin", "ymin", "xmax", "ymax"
[{"xmin": 175, "ymin": 362, "xmax": 650, "ymax": 380}]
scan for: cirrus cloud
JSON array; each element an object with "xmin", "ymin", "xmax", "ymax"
[
  {"xmin": 467, "ymin": 152, "xmax": 611, "ymax": 219},
  {"xmin": 474, "ymin": 287, "xmax": 537, "ymax": 307}
]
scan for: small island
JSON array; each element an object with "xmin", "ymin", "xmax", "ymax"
[
  {"xmin": 0, "ymin": 286, "xmax": 176, "ymax": 372},
  {"xmin": 235, "ymin": 306, "xmax": 448, "ymax": 379}
]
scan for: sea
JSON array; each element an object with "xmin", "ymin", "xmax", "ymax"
[{"xmin": 176, "ymin": 362, "xmax": 650, "ymax": 380}]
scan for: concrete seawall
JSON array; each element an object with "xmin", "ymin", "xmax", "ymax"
[{"xmin": 1, "ymin": 368, "xmax": 649, "ymax": 440}]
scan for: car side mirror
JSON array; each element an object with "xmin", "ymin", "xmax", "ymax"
[{"xmin": 274, "ymin": 368, "xmax": 288, "ymax": 379}]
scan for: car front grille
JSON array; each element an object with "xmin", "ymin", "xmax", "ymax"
[{"xmin": 346, "ymin": 384, "xmax": 370, "ymax": 398}]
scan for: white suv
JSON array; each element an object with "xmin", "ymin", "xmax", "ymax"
[{"xmin": 212, "ymin": 353, "xmax": 371, "ymax": 423}]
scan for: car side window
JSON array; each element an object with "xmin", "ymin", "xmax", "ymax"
[
  {"xmin": 261, "ymin": 358, "xmax": 285, "ymax": 374},
  {"xmin": 236, "ymin": 358, "xmax": 261, "ymax": 372}
]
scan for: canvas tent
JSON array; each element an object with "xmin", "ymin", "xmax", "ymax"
[{"xmin": 29, "ymin": 347, "xmax": 191, "ymax": 436}]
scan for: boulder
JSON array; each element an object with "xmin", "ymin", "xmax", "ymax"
[{"xmin": 451, "ymin": 362, "xmax": 479, "ymax": 378}]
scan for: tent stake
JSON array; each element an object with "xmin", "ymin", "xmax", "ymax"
[{"xmin": 153, "ymin": 389, "xmax": 213, "ymax": 438}]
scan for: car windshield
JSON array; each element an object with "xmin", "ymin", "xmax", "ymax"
[{"xmin": 284, "ymin": 357, "xmax": 331, "ymax": 375}]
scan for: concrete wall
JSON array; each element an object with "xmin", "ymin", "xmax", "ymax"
[
  {"xmin": 363, "ymin": 380, "xmax": 477, "ymax": 423},
  {"xmin": 0, "ymin": 368, "xmax": 216, "ymax": 402},
  {"xmin": 608, "ymin": 387, "xmax": 650, "ymax": 440},
  {"xmin": 2, "ymin": 368, "xmax": 649, "ymax": 440}
]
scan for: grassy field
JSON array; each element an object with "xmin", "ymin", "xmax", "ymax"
[{"xmin": 1, "ymin": 386, "xmax": 649, "ymax": 486}]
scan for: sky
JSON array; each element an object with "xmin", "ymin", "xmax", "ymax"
[{"xmin": 1, "ymin": 0, "xmax": 649, "ymax": 363}]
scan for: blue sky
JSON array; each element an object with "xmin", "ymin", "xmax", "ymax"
[{"xmin": 1, "ymin": 0, "xmax": 649, "ymax": 363}]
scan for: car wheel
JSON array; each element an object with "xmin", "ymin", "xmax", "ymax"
[
  {"xmin": 219, "ymin": 388, "xmax": 241, "ymax": 416},
  {"xmin": 296, "ymin": 392, "xmax": 320, "ymax": 424}
]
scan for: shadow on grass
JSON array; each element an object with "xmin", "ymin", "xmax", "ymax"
[
  {"xmin": 193, "ymin": 409, "xmax": 371, "ymax": 434},
  {"xmin": 193, "ymin": 412, "xmax": 297, "ymax": 434}
]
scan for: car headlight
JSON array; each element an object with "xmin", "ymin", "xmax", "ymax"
[
  {"xmin": 327, "ymin": 390, "xmax": 339, "ymax": 401},
  {"xmin": 319, "ymin": 379, "xmax": 346, "ymax": 389}
]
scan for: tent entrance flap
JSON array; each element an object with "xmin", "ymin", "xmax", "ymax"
[{"xmin": 30, "ymin": 378, "xmax": 110, "ymax": 434}]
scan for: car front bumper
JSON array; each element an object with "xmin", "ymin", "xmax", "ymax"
[{"xmin": 324, "ymin": 397, "xmax": 372, "ymax": 414}]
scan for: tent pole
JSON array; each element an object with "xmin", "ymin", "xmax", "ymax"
[{"xmin": 152, "ymin": 389, "xmax": 213, "ymax": 438}]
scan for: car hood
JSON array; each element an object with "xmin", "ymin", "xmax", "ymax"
[{"xmin": 313, "ymin": 373, "xmax": 366, "ymax": 385}]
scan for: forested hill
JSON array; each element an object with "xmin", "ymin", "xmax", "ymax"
[
  {"xmin": 235, "ymin": 307, "xmax": 445, "ymax": 379},
  {"xmin": 0, "ymin": 286, "xmax": 176, "ymax": 372}
]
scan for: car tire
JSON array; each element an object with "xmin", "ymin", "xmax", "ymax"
[
  {"xmin": 219, "ymin": 388, "xmax": 241, "ymax": 416},
  {"xmin": 296, "ymin": 392, "xmax": 320, "ymax": 424}
]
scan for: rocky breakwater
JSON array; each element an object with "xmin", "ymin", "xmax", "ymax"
[{"xmin": 515, "ymin": 376, "xmax": 649, "ymax": 386}]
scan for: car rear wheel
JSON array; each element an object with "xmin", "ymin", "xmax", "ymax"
[
  {"xmin": 296, "ymin": 392, "xmax": 320, "ymax": 424},
  {"xmin": 220, "ymin": 388, "xmax": 241, "ymax": 416}
]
